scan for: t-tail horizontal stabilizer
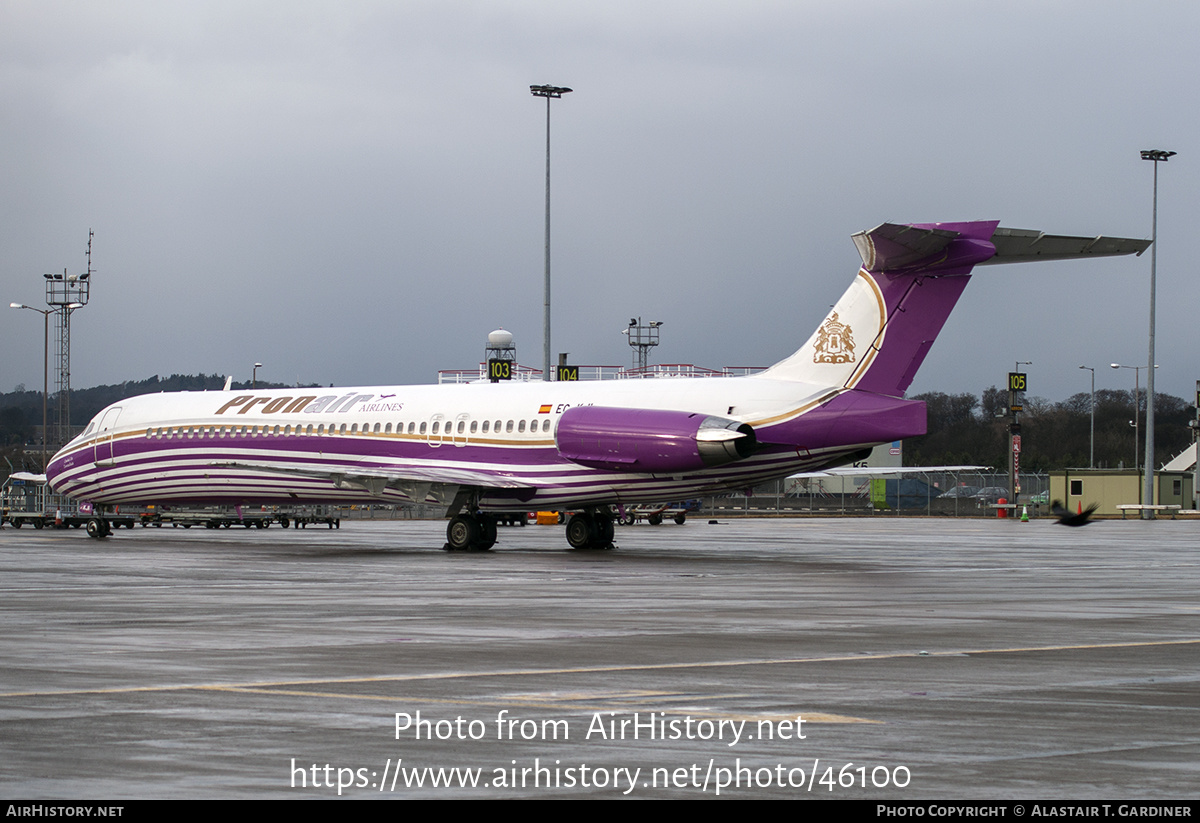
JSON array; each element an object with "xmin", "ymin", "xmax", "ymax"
[
  {"xmin": 764, "ymin": 220, "xmax": 1150, "ymax": 396},
  {"xmin": 851, "ymin": 222, "xmax": 1150, "ymax": 273}
]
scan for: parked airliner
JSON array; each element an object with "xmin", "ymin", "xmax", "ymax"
[{"xmin": 46, "ymin": 220, "xmax": 1148, "ymax": 550}]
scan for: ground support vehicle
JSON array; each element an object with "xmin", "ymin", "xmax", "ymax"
[
  {"xmin": 2, "ymin": 473, "xmax": 139, "ymax": 530},
  {"xmin": 616, "ymin": 501, "xmax": 697, "ymax": 526}
]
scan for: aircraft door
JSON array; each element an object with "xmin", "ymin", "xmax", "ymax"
[
  {"xmin": 427, "ymin": 414, "xmax": 445, "ymax": 448},
  {"xmin": 453, "ymin": 413, "xmax": 470, "ymax": 447},
  {"xmin": 92, "ymin": 407, "xmax": 123, "ymax": 466}
]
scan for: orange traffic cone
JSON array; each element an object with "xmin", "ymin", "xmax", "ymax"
[{"xmin": 1077, "ymin": 501, "xmax": 1083, "ymax": 515}]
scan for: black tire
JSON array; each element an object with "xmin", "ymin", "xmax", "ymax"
[
  {"xmin": 86, "ymin": 518, "xmax": 105, "ymax": 539},
  {"xmin": 476, "ymin": 514, "xmax": 497, "ymax": 550},
  {"xmin": 595, "ymin": 513, "xmax": 615, "ymax": 547},
  {"xmin": 11, "ymin": 519, "xmax": 22, "ymax": 529},
  {"xmin": 674, "ymin": 512, "xmax": 687, "ymax": 525},
  {"xmin": 33, "ymin": 519, "xmax": 44, "ymax": 530},
  {"xmin": 566, "ymin": 513, "xmax": 596, "ymax": 549},
  {"xmin": 648, "ymin": 513, "xmax": 663, "ymax": 526},
  {"xmin": 446, "ymin": 514, "xmax": 481, "ymax": 551}
]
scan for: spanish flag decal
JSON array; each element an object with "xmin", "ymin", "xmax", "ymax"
[{"xmin": 538, "ymin": 404, "xmax": 553, "ymax": 414}]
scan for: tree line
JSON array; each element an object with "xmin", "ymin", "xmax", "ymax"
[{"xmin": 905, "ymin": 387, "xmax": 1196, "ymax": 472}]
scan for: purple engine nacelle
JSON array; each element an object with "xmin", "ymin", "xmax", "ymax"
[{"xmin": 555, "ymin": 406, "xmax": 757, "ymax": 474}]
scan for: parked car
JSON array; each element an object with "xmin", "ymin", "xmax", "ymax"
[
  {"xmin": 937, "ymin": 485, "xmax": 980, "ymax": 499},
  {"xmin": 973, "ymin": 486, "xmax": 1010, "ymax": 503}
]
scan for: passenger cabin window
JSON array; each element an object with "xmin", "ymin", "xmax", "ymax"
[
  {"xmin": 470, "ymin": 421, "xmax": 478, "ymax": 433},
  {"xmin": 457, "ymin": 421, "xmax": 465, "ymax": 434},
  {"xmin": 505, "ymin": 420, "xmax": 513, "ymax": 433},
  {"xmin": 518, "ymin": 420, "xmax": 526, "ymax": 433}
]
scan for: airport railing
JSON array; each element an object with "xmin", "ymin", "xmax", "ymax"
[{"xmin": 437, "ymin": 363, "xmax": 767, "ymax": 383}]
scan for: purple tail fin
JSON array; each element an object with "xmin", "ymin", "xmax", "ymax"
[{"xmin": 761, "ymin": 221, "xmax": 1149, "ymax": 397}]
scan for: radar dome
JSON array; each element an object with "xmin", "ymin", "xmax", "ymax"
[{"xmin": 487, "ymin": 329, "xmax": 514, "ymax": 348}]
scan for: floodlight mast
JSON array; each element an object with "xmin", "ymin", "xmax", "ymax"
[
  {"xmin": 43, "ymin": 229, "xmax": 93, "ymax": 447},
  {"xmin": 1139, "ymin": 149, "xmax": 1174, "ymax": 518},
  {"xmin": 530, "ymin": 84, "xmax": 572, "ymax": 381}
]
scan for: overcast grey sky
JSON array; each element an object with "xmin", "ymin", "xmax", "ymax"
[{"xmin": 2, "ymin": 1, "xmax": 1197, "ymax": 404}]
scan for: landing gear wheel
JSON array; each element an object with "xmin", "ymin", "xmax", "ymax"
[
  {"xmin": 595, "ymin": 512, "xmax": 615, "ymax": 547},
  {"xmin": 567, "ymin": 512, "xmax": 614, "ymax": 550},
  {"xmin": 445, "ymin": 514, "xmax": 482, "ymax": 552},
  {"xmin": 476, "ymin": 514, "xmax": 497, "ymax": 550}
]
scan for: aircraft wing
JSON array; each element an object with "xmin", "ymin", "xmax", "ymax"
[
  {"xmin": 788, "ymin": 465, "xmax": 988, "ymax": 479},
  {"xmin": 211, "ymin": 460, "xmax": 531, "ymax": 500}
]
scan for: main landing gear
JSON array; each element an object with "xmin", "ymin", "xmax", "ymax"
[
  {"xmin": 444, "ymin": 512, "xmax": 498, "ymax": 552},
  {"xmin": 444, "ymin": 508, "xmax": 616, "ymax": 551},
  {"xmin": 565, "ymin": 510, "xmax": 615, "ymax": 550}
]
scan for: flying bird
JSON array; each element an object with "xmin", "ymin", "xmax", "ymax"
[{"xmin": 1051, "ymin": 500, "xmax": 1098, "ymax": 527}]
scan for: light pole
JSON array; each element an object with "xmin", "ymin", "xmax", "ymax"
[
  {"xmin": 1112, "ymin": 363, "xmax": 1157, "ymax": 488},
  {"xmin": 530, "ymin": 84, "xmax": 572, "ymax": 381},
  {"xmin": 253, "ymin": 362, "xmax": 263, "ymax": 388},
  {"xmin": 9, "ymin": 303, "xmax": 50, "ymax": 472},
  {"xmin": 1078, "ymin": 365, "xmax": 1095, "ymax": 468},
  {"xmin": 1140, "ymin": 149, "xmax": 1174, "ymax": 518}
]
